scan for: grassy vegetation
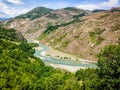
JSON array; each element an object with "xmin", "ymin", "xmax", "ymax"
[
  {"xmin": 74, "ymin": 35, "xmax": 79, "ymax": 39},
  {"xmin": 99, "ymin": 14, "xmax": 110, "ymax": 19},
  {"xmin": 73, "ymin": 12, "xmax": 86, "ymax": 19},
  {"xmin": 46, "ymin": 13, "xmax": 59, "ymax": 19},
  {"xmin": 89, "ymin": 28, "xmax": 105, "ymax": 44},
  {"xmin": 64, "ymin": 7, "xmax": 81, "ymax": 12},
  {"xmin": 111, "ymin": 23, "xmax": 120, "ymax": 31},
  {"xmin": 38, "ymin": 34, "xmax": 46, "ymax": 40},
  {"xmin": 89, "ymin": 32, "xmax": 96, "ymax": 43},
  {"xmin": 96, "ymin": 36, "xmax": 105, "ymax": 45},
  {"xmin": 62, "ymin": 40, "xmax": 70, "ymax": 47},
  {"xmin": 39, "ymin": 19, "xmax": 86, "ymax": 40},
  {"xmin": 27, "ymin": 28, "xmax": 40, "ymax": 33},
  {"xmin": 44, "ymin": 19, "xmax": 80, "ymax": 34}
]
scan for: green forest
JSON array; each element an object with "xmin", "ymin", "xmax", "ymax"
[{"xmin": 0, "ymin": 27, "xmax": 120, "ymax": 90}]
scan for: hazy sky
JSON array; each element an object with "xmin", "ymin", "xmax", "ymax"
[{"xmin": 0, "ymin": 0, "xmax": 120, "ymax": 18}]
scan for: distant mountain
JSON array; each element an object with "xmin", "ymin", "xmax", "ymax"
[
  {"xmin": 15, "ymin": 7, "xmax": 54, "ymax": 20},
  {"xmin": 93, "ymin": 7, "xmax": 120, "ymax": 13},
  {"xmin": 3, "ymin": 7, "xmax": 92, "ymax": 38},
  {"xmin": 64, "ymin": 7, "xmax": 84, "ymax": 12},
  {"xmin": 92, "ymin": 9, "xmax": 106, "ymax": 13},
  {"xmin": 0, "ymin": 18, "xmax": 11, "ymax": 21},
  {"xmin": 63, "ymin": 7, "xmax": 92, "ymax": 18}
]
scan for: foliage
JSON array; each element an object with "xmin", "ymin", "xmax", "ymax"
[
  {"xmin": 75, "ymin": 68, "xmax": 99, "ymax": 90},
  {"xmin": 97, "ymin": 45, "xmax": 120, "ymax": 90},
  {"xmin": 64, "ymin": 7, "xmax": 82, "ymax": 12},
  {"xmin": 0, "ymin": 27, "xmax": 81, "ymax": 90},
  {"xmin": 0, "ymin": 27, "xmax": 20, "ymax": 42},
  {"xmin": 73, "ymin": 13, "xmax": 86, "ymax": 19},
  {"xmin": 1, "ymin": 26, "xmax": 120, "ymax": 90},
  {"xmin": 75, "ymin": 44, "xmax": 120, "ymax": 90}
]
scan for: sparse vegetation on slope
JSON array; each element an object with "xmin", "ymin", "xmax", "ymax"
[
  {"xmin": 39, "ymin": 7, "xmax": 120, "ymax": 60},
  {"xmin": 3, "ymin": 7, "xmax": 92, "ymax": 39},
  {"xmin": 89, "ymin": 28, "xmax": 105, "ymax": 43}
]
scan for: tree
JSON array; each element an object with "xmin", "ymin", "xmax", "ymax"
[{"xmin": 97, "ymin": 45, "xmax": 120, "ymax": 90}]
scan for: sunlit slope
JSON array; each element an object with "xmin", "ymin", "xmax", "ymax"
[{"xmin": 39, "ymin": 7, "xmax": 120, "ymax": 60}]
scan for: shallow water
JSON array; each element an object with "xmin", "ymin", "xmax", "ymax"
[{"xmin": 28, "ymin": 39, "xmax": 98, "ymax": 68}]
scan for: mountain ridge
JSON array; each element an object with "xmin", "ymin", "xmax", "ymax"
[
  {"xmin": 39, "ymin": 7, "xmax": 120, "ymax": 60},
  {"xmin": 3, "ymin": 7, "xmax": 92, "ymax": 38},
  {"xmin": 15, "ymin": 7, "xmax": 54, "ymax": 20},
  {"xmin": 2, "ymin": 7, "xmax": 120, "ymax": 60}
]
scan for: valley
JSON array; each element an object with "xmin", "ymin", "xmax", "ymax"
[
  {"xmin": 3, "ymin": 7, "xmax": 120, "ymax": 61},
  {"xmin": 28, "ymin": 39, "xmax": 97, "ymax": 72},
  {"xmin": 0, "ymin": 4, "xmax": 120, "ymax": 89}
]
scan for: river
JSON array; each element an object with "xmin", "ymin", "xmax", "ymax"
[{"xmin": 28, "ymin": 39, "xmax": 97, "ymax": 72}]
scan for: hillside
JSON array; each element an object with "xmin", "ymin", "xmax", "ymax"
[
  {"xmin": 0, "ymin": 27, "xmax": 83, "ymax": 89},
  {"xmin": 0, "ymin": 27, "xmax": 120, "ymax": 90},
  {"xmin": 1, "ymin": 7, "xmax": 120, "ymax": 89},
  {"xmin": 15, "ymin": 7, "xmax": 53, "ymax": 20},
  {"xmin": 39, "ymin": 7, "xmax": 120, "ymax": 60},
  {"xmin": 2, "ymin": 7, "xmax": 120, "ymax": 61},
  {"xmin": 3, "ymin": 7, "xmax": 92, "ymax": 39}
]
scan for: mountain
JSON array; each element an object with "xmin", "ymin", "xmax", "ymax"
[
  {"xmin": 3, "ymin": 7, "xmax": 120, "ymax": 60},
  {"xmin": 39, "ymin": 7, "xmax": 120, "ymax": 60},
  {"xmin": 92, "ymin": 9, "xmax": 106, "ymax": 13},
  {"xmin": 3, "ymin": 7, "xmax": 92, "ymax": 39},
  {"xmin": 15, "ymin": 7, "xmax": 54, "ymax": 20},
  {"xmin": 1, "ymin": 26, "xmax": 119, "ymax": 90},
  {"xmin": 93, "ymin": 7, "xmax": 120, "ymax": 13},
  {"xmin": 0, "ymin": 18, "xmax": 11, "ymax": 21},
  {"xmin": 1, "ymin": 7, "xmax": 120, "ymax": 90}
]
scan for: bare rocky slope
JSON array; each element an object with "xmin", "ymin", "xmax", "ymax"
[
  {"xmin": 3, "ymin": 7, "xmax": 92, "ymax": 39},
  {"xmin": 39, "ymin": 7, "xmax": 120, "ymax": 60}
]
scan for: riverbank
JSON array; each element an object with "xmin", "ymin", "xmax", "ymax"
[
  {"xmin": 45, "ymin": 45, "xmax": 97, "ymax": 64},
  {"xmin": 45, "ymin": 47, "xmax": 82, "ymax": 61},
  {"xmin": 28, "ymin": 39, "xmax": 97, "ymax": 72}
]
